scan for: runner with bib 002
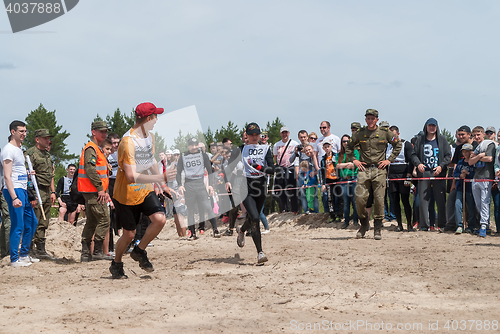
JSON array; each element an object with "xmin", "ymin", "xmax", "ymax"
[{"xmin": 224, "ymin": 123, "xmax": 279, "ymax": 264}]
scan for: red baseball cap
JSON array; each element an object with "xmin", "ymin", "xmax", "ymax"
[{"xmin": 135, "ymin": 102, "xmax": 164, "ymax": 118}]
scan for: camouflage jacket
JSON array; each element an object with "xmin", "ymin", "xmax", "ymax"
[{"xmin": 25, "ymin": 146, "xmax": 54, "ymax": 187}]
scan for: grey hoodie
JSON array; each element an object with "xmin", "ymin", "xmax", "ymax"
[{"xmin": 410, "ymin": 118, "xmax": 452, "ymax": 177}]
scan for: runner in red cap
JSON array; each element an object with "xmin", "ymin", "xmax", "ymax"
[
  {"xmin": 135, "ymin": 102, "xmax": 164, "ymax": 118},
  {"xmin": 109, "ymin": 102, "xmax": 172, "ymax": 279}
]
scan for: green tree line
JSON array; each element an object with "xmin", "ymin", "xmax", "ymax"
[{"xmin": 23, "ymin": 104, "xmax": 287, "ymax": 182}]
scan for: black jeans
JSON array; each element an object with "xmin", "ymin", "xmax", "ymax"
[
  {"xmin": 241, "ymin": 177, "xmax": 267, "ymax": 253},
  {"xmin": 274, "ymin": 167, "xmax": 298, "ymax": 213}
]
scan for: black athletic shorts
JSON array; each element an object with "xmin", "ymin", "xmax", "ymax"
[
  {"xmin": 60, "ymin": 195, "xmax": 78, "ymax": 213},
  {"xmin": 114, "ymin": 191, "xmax": 165, "ymax": 231}
]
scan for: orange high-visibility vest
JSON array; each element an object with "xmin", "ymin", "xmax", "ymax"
[{"xmin": 77, "ymin": 141, "xmax": 109, "ymax": 193}]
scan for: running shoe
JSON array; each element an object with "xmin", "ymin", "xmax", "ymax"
[
  {"xmin": 199, "ymin": 229, "xmax": 205, "ymax": 235},
  {"xmin": 479, "ymin": 226, "xmax": 487, "ymax": 238},
  {"xmin": 20, "ymin": 255, "xmax": 40, "ymax": 263},
  {"xmin": 130, "ymin": 245, "xmax": 154, "ymax": 272},
  {"xmin": 455, "ymin": 227, "xmax": 463, "ymax": 234},
  {"xmin": 213, "ymin": 230, "xmax": 221, "ymax": 238},
  {"xmin": 109, "ymin": 260, "xmax": 128, "ymax": 279},
  {"xmin": 188, "ymin": 234, "xmax": 198, "ymax": 241},
  {"xmin": 223, "ymin": 229, "xmax": 233, "ymax": 236},
  {"xmin": 341, "ymin": 221, "xmax": 349, "ymax": 229},
  {"xmin": 429, "ymin": 226, "xmax": 435, "ymax": 232},
  {"xmin": 237, "ymin": 213, "xmax": 246, "ymax": 219},
  {"xmin": 187, "ymin": 230, "xmax": 192, "ymax": 237},
  {"xmin": 236, "ymin": 226, "xmax": 245, "ymax": 247},
  {"xmin": 257, "ymin": 252, "xmax": 268, "ymax": 264},
  {"xmin": 222, "ymin": 216, "xmax": 229, "ymax": 224},
  {"xmin": 10, "ymin": 260, "xmax": 32, "ymax": 267},
  {"xmin": 261, "ymin": 229, "xmax": 270, "ymax": 234}
]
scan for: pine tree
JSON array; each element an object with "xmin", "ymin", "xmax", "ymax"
[
  {"xmin": 170, "ymin": 130, "xmax": 190, "ymax": 153},
  {"xmin": 204, "ymin": 127, "xmax": 214, "ymax": 146},
  {"xmin": 440, "ymin": 128, "xmax": 455, "ymax": 146},
  {"xmin": 153, "ymin": 131, "xmax": 168, "ymax": 160},
  {"xmin": 106, "ymin": 108, "xmax": 133, "ymax": 137},
  {"xmin": 24, "ymin": 103, "xmax": 78, "ymax": 165},
  {"xmin": 264, "ymin": 117, "xmax": 285, "ymax": 145},
  {"xmin": 214, "ymin": 121, "xmax": 242, "ymax": 146}
]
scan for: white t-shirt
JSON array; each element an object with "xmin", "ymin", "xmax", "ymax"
[
  {"xmin": 273, "ymin": 139, "xmax": 299, "ymax": 168},
  {"xmin": 317, "ymin": 134, "xmax": 341, "ymax": 160},
  {"xmin": 62, "ymin": 176, "xmax": 73, "ymax": 195},
  {"xmin": 108, "ymin": 151, "xmax": 118, "ymax": 179},
  {"xmin": 2, "ymin": 143, "xmax": 28, "ymax": 190}
]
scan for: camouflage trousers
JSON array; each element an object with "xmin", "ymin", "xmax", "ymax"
[
  {"xmin": 0, "ymin": 191, "xmax": 11, "ymax": 258},
  {"xmin": 355, "ymin": 167, "xmax": 387, "ymax": 220},
  {"xmin": 82, "ymin": 193, "xmax": 110, "ymax": 243},
  {"xmin": 33, "ymin": 186, "xmax": 52, "ymax": 244}
]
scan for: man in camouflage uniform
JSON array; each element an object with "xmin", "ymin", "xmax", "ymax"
[
  {"xmin": 351, "ymin": 122, "xmax": 361, "ymax": 135},
  {"xmin": 0, "ymin": 180, "xmax": 11, "ymax": 259},
  {"xmin": 25, "ymin": 129, "xmax": 56, "ymax": 259},
  {"xmin": 79, "ymin": 121, "xmax": 113, "ymax": 262},
  {"xmin": 346, "ymin": 109, "xmax": 402, "ymax": 240}
]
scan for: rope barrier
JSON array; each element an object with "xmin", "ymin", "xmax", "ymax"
[{"xmin": 216, "ymin": 176, "xmax": 497, "ymax": 195}]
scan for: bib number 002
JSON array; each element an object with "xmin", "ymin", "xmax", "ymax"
[{"xmin": 248, "ymin": 148, "xmax": 263, "ymax": 155}]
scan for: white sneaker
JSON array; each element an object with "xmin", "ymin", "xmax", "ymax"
[
  {"xmin": 11, "ymin": 260, "xmax": 32, "ymax": 267},
  {"xmin": 257, "ymin": 251, "xmax": 268, "ymax": 264},
  {"xmin": 261, "ymin": 229, "xmax": 270, "ymax": 234},
  {"xmin": 20, "ymin": 255, "xmax": 40, "ymax": 263}
]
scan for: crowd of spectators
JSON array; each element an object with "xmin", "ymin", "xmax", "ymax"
[{"xmin": 2, "ymin": 115, "xmax": 500, "ymax": 267}]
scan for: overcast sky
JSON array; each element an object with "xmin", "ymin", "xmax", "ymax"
[{"xmin": 1, "ymin": 1, "xmax": 499, "ymax": 156}]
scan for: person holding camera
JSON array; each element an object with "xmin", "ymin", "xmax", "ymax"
[
  {"xmin": 289, "ymin": 130, "xmax": 320, "ymax": 213},
  {"xmin": 273, "ymin": 127, "xmax": 299, "ymax": 213}
]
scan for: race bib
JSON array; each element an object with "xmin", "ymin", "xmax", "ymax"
[
  {"xmin": 242, "ymin": 144, "xmax": 268, "ymax": 178},
  {"xmin": 183, "ymin": 152, "xmax": 205, "ymax": 179}
]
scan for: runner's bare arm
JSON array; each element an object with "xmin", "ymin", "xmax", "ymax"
[{"xmin": 123, "ymin": 162, "xmax": 167, "ymax": 184}]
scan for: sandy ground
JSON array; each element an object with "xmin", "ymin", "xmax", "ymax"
[{"xmin": 1, "ymin": 213, "xmax": 499, "ymax": 334}]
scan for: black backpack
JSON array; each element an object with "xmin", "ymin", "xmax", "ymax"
[{"xmin": 70, "ymin": 168, "xmax": 85, "ymax": 205}]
